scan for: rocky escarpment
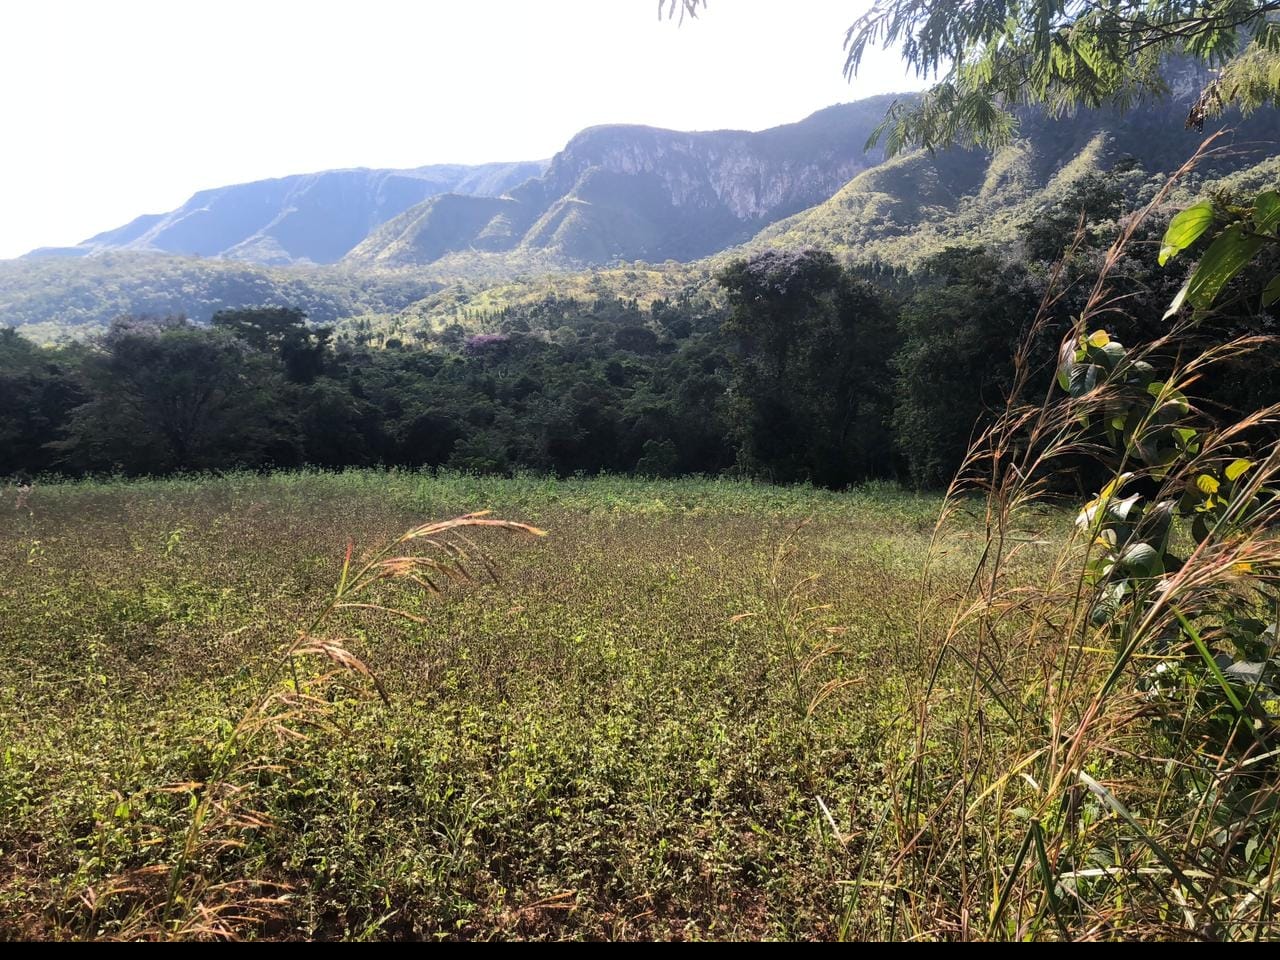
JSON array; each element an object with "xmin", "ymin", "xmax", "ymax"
[{"xmin": 343, "ymin": 98, "xmax": 896, "ymax": 268}]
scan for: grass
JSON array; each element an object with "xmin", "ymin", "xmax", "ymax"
[
  {"xmin": 0, "ymin": 470, "xmax": 978, "ymax": 940},
  {"xmin": 865, "ymin": 158, "xmax": 1280, "ymax": 940}
]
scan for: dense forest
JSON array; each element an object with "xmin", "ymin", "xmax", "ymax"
[{"xmin": 4, "ymin": 170, "xmax": 1277, "ymax": 488}]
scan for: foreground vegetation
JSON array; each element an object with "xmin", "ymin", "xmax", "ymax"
[{"xmin": 1, "ymin": 472, "xmax": 972, "ymax": 939}]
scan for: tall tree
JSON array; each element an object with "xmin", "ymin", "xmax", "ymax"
[
  {"xmin": 212, "ymin": 306, "xmax": 331, "ymax": 384},
  {"xmin": 0, "ymin": 329, "xmax": 84, "ymax": 474},
  {"xmin": 892, "ymin": 247, "xmax": 1043, "ymax": 487},
  {"xmin": 719, "ymin": 249, "xmax": 899, "ymax": 486},
  {"xmin": 56, "ymin": 318, "xmax": 292, "ymax": 474}
]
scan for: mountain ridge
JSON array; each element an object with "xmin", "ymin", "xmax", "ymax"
[
  {"xmin": 5, "ymin": 77, "xmax": 1280, "ymax": 340},
  {"xmin": 344, "ymin": 98, "xmax": 896, "ymax": 268},
  {"xmin": 25, "ymin": 161, "xmax": 548, "ymax": 266}
]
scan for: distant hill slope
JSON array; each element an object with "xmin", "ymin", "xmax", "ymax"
[
  {"xmin": 26, "ymin": 162, "xmax": 547, "ymax": 266},
  {"xmin": 343, "ymin": 98, "xmax": 897, "ymax": 268},
  {"xmin": 739, "ymin": 96, "xmax": 1280, "ymax": 269},
  {"xmin": 0, "ymin": 254, "xmax": 441, "ymax": 343}
]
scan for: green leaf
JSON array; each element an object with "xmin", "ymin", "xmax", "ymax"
[
  {"xmin": 1187, "ymin": 224, "xmax": 1266, "ymax": 310},
  {"xmin": 1099, "ymin": 340, "xmax": 1125, "ymax": 368},
  {"xmin": 1118, "ymin": 541, "xmax": 1163, "ymax": 577},
  {"xmin": 1159, "ymin": 200, "xmax": 1215, "ymax": 266},
  {"xmin": 1078, "ymin": 771, "xmax": 1202, "ymax": 898},
  {"xmin": 1262, "ymin": 274, "xmax": 1280, "ymax": 308},
  {"xmin": 1147, "ymin": 381, "xmax": 1189, "ymax": 417},
  {"xmin": 987, "ymin": 826, "xmax": 1035, "ymax": 937},
  {"xmin": 1192, "ymin": 513, "xmax": 1212, "ymax": 543},
  {"xmin": 1098, "ymin": 472, "xmax": 1134, "ymax": 499},
  {"xmin": 1030, "ymin": 821, "xmax": 1071, "ymax": 938},
  {"xmin": 1225, "ymin": 458, "xmax": 1254, "ymax": 482},
  {"xmin": 1196, "ymin": 473, "xmax": 1220, "ymax": 495},
  {"xmin": 1255, "ymin": 190, "xmax": 1280, "ymax": 234},
  {"xmin": 1129, "ymin": 360, "xmax": 1156, "ymax": 385},
  {"xmin": 1107, "ymin": 493, "xmax": 1143, "ymax": 523},
  {"xmin": 1067, "ymin": 362, "xmax": 1100, "ymax": 397}
]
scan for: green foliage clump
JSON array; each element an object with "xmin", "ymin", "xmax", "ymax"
[{"xmin": 718, "ymin": 249, "xmax": 899, "ymax": 486}]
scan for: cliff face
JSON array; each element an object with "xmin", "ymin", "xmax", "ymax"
[
  {"xmin": 28, "ymin": 161, "xmax": 548, "ymax": 266},
  {"xmin": 535, "ymin": 114, "xmax": 882, "ymax": 221},
  {"xmin": 344, "ymin": 98, "xmax": 896, "ymax": 268}
]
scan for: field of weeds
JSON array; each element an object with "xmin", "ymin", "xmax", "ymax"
[{"xmin": 0, "ymin": 471, "xmax": 985, "ymax": 940}]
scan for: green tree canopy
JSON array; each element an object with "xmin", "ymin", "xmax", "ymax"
[
  {"xmin": 846, "ymin": 0, "xmax": 1280, "ymax": 154},
  {"xmin": 664, "ymin": 0, "xmax": 1280, "ymax": 154}
]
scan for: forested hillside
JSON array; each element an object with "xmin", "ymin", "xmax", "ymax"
[{"xmin": 0, "ymin": 255, "xmax": 441, "ymax": 342}]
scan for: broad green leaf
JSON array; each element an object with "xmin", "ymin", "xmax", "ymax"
[
  {"xmin": 1099, "ymin": 472, "xmax": 1134, "ymax": 499},
  {"xmin": 1263, "ymin": 274, "xmax": 1280, "ymax": 307},
  {"xmin": 1129, "ymin": 360, "xmax": 1156, "ymax": 385},
  {"xmin": 1076, "ymin": 499, "xmax": 1102, "ymax": 529},
  {"xmin": 1147, "ymin": 381, "xmax": 1189, "ymax": 416},
  {"xmin": 1067, "ymin": 362, "xmax": 1100, "ymax": 397},
  {"xmin": 1099, "ymin": 341, "xmax": 1125, "ymax": 368},
  {"xmin": 1193, "ymin": 512, "xmax": 1212, "ymax": 543},
  {"xmin": 1159, "ymin": 200, "xmax": 1214, "ymax": 266},
  {"xmin": 1119, "ymin": 542, "xmax": 1162, "ymax": 577},
  {"xmin": 1143, "ymin": 499, "xmax": 1176, "ymax": 551},
  {"xmin": 1077, "ymin": 769, "xmax": 1203, "ymax": 898},
  {"xmin": 1196, "ymin": 473, "xmax": 1220, "ymax": 495},
  {"xmin": 1172, "ymin": 607, "xmax": 1246, "ymax": 714},
  {"xmin": 1087, "ymin": 329, "xmax": 1110, "ymax": 347},
  {"xmin": 1254, "ymin": 190, "xmax": 1280, "ymax": 234},
  {"xmin": 1107, "ymin": 493, "xmax": 1142, "ymax": 523},
  {"xmin": 1225, "ymin": 458, "xmax": 1254, "ymax": 482},
  {"xmin": 1187, "ymin": 224, "xmax": 1266, "ymax": 310}
]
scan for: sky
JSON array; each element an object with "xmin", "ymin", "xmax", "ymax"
[{"xmin": 0, "ymin": 1, "xmax": 926, "ymax": 259}]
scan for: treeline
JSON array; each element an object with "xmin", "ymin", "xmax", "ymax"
[
  {"xmin": 3, "ymin": 174, "xmax": 1278, "ymax": 487},
  {"xmin": 0, "ymin": 253, "xmax": 442, "ymax": 339}
]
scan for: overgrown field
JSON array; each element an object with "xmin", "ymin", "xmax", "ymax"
[{"xmin": 0, "ymin": 472, "xmax": 984, "ymax": 940}]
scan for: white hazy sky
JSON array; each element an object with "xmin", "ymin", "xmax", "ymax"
[{"xmin": 0, "ymin": 1, "xmax": 925, "ymax": 259}]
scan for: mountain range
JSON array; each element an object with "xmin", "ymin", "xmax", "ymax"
[
  {"xmin": 26, "ymin": 162, "xmax": 547, "ymax": 266},
  {"xmin": 26, "ymin": 99, "xmax": 897, "ymax": 270},
  {"xmin": 345, "ymin": 98, "xmax": 894, "ymax": 268},
  {"xmin": 5, "ymin": 65, "xmax": 1280, "ymax": 340}
]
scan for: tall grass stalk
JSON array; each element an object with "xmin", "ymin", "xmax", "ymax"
[{"xmin": 866, "ymin": 134, "xmax": 1280, "ymax": 940}]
